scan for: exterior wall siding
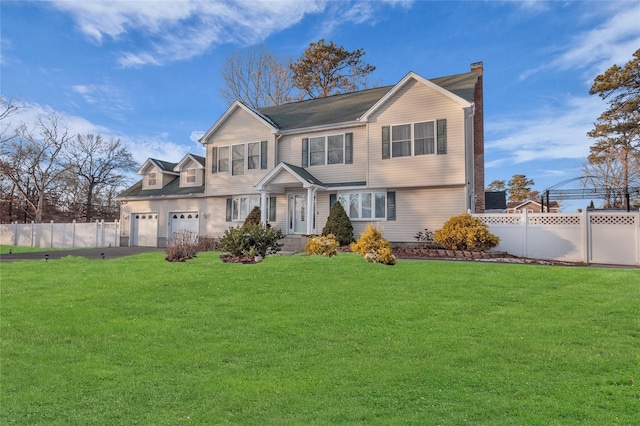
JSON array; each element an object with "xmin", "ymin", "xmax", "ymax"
[
  {"xmin": 276, "ymin": 126, "xmax": 367, "ymax": 184},
  {"xmin": 204, "ymin": 107, "xmax": 275, "ymax": 197},
  {"xmin": 367, "ymin": 80, "xmax": 468, "ymax": 189}
]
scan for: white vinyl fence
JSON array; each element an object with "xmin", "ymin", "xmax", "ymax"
[
  {"xmin": 0, "ymin": 220, "xmax": 120, "ymax": 249},
  {"xmin": 475, "ymin": 210, "xmax": 640, "ymax": 266}
]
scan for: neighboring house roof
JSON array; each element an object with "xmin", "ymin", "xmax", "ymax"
[
  {"xmin": 137, "ymin": 158, "xmax": 179, "ymax": 175},
  {"xmin": 117, "ymin": 178, "xmax": 205, "ymax": 199},
  {"xmin": 485, "ymin": 191, "xmax": 507, "ymax": 210},
  {"xmin": 507, "ymin": 200, "xmax": 559, "ymax": 210}
]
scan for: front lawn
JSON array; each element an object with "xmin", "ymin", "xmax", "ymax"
[{"xmin": 1, "ymin": 252, "xmax": 638, "ymax": 424}]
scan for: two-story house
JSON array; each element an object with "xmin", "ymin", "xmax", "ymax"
[{"xmin": 116, "ymin": 63, "xmax": 485, "ymax": 247}]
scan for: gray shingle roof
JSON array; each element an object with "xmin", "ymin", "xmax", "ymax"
[
  {"xmin": 117, "ymin": 177, "xmax": 204, "ymax": 199},
  {"xmin": 150, "ymin": 158, "xmax": 178, "ymax": 172},
  {"xmin": 257, "ymin": 70, "xmax": 477, "ymax": 131}
]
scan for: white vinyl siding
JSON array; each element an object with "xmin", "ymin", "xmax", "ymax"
[{"xmin": 369, "ymin": 79, "xmax": 466, "ymax": 189}]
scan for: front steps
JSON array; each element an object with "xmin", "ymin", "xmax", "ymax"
[{"xmin": 279, "ymin": 235, "xmax": 309, "ymax": 254}]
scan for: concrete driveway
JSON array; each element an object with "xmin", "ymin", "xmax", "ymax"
[{"xmin": 0, "ymin": 246, "xmax": 164, "ymax": 262}]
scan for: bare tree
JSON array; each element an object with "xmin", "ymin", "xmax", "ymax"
[
  {"xmin": 63, "ymin": 134, "xmax": 138, "ymax": 222},
  {"xmin": 0, "ymin": 112, "xmax": 71, "ymax": 222},
  {"xmin": 584, "ymin": 146, "xmax": 640, "ymax": 208},
  {"xmin": 0, "ymin": 96, "xmax": 19, "ymax": 145},
  {"xmin": 219, "ymin": 44, "xmax": 295, "ymax": 109}
]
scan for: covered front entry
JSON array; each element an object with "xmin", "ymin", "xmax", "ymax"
[
  {"xmin": 255, "ymin": 162, "xmax": 326, "ymax": 235},
  {"xmin": 288, "ymin": 194, "xmax": 308, "ymax": 234}
]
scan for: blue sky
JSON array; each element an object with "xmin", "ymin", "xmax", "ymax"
[{"xmin": 2, "ymin": 0, "xmax": 639, "ymax": 211}]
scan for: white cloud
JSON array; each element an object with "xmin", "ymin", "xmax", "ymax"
[
  {"xmin": 4, "ymin": 100, "xmax": 189, "ymax": 166},
  {"xmin": 486, "ymin": 95, "xmax": 606, "ymax": 164},
  {"xmin": 50, "ymin": 0, "xmax": 326, "ymax": 67}
]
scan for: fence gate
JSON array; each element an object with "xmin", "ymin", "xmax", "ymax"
[{"xmin": 588, "ymin": 213, "xmax": 639, "ymax": 265}]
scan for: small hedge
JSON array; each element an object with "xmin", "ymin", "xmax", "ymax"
[
  {"xmin": 305, "ymin": 234, "xmax": 339, "ymax": 257},
  {"xmin": 322, "ymin": 201, "xmax": 353, "ymax": 246},
  {"xmin": 434, "ymin": 212, "xmax": 499, "ymax": 251},
  {"xmin": 351, "ymin": 224, "xmax": 396, "ymax": 265},
  {"xmin": 165, "ymin": 231, "xmax": 199, "ymax": 262},
  {"xmin": 220, "ymin": 223, "xmax": 284, "ymax": 259}
]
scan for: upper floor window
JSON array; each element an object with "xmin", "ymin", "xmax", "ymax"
[
  {"xmin": 302, "ymin": 133, "xmax": 353, "ymax": 167},
  {"xmin": 212, "ymin": 141, "xmax": 267, "ymax": 175},
  {"xmin": 186, "ymin": 168, "xmax": 196, "ymax": 183},
  {"xmin": 382, "ymin": 119, "xmax": 447, "ymax": 159},
  {"xmin": 148, "ymin": 172, "xmax": 157, "ymax": 186}
]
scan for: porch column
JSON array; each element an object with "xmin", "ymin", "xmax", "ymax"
[
  {"xmin": 260, "ymin": 190, "xmax": 269, "ymax": 225},
  {"xmin": 306, "ymin": 186, "xmax": 315, "ymax": 235}
]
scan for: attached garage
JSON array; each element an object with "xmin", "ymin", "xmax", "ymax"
[
  {"xmin": 169, "ymin": 212, "xmax": 199, "ymax": 238},
  {"xmin": 131, "ymin": 212, "xmax": 158, "ymax": 247}
]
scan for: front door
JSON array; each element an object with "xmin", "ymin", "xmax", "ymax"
[{"xmin": 288, "ymin": 194, "xmax": 307, "ymax": 234}]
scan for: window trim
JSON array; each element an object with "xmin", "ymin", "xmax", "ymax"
[
  {"xmin": 382, "ymin": 119, "xmax": 446, "ymax": 159},
  {"xmin": 148, "ymin": 171, "xmax": 157, "ymax": 187},
  {"xmin": 336, "ymin": 190, "xmax": 389, "ymax": 221},
  {"xmin": 186, "ymin": 168, "xmax": 196, "ymax": 183},
  {"xmin": 302, "ymin": 133, "xmax": 351, "ymax": 167},
  {"xmin": 214, "ymin": 141, "xmax": 267, "ymax": 175}
]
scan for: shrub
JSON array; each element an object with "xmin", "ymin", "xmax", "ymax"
[
  {"xmin": 305, "ymin": 234, "xmax": 339, "ymax": 257},
  {"xmin": 351, "ymin": 224, "xmax": 397, "ymax": 265},
  {"xmin": 414, "ymin": 228, "xmax": 435, "ymax": 243},
  {"xmin": 434, "ymin": 212, "xmax": 500, "ymax": 251},
  {"xmin": 243, "ymin": 206, "xmax": 262, "ymax": 227},
  {"xmin": 220, "ymin": 223, "xmax": 284, "ymax": 258},
  {"xmin": 165, "ymin": 231, "xmax": 199, "ymax": 262},
  {"xmin": 196, "ymin": 235, "xmax": 221, "ymax": 252},
  {"xmin": 322, "ymin": 201, "xmax": 353, "ymax": 246}
]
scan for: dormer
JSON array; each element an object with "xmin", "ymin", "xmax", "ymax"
[
  {"xmin": 137, "ymin": 158, "xmax": 179, "ymax": 190},
  {"xmin": 174, "ymin": 154, "xmax": 206, "ymax": 187}
]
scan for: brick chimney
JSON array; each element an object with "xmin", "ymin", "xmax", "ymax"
[{"xmin": 471, "ymin": 62, "xmax": 485, "ymax": 213}]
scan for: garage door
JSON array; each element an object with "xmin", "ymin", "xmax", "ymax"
[
  {"xmin": 131, "ymin": 213, "xmax": 158, "ymax": 247},
  {"xmin": 169, "ymin": 212, "xmax": 199, "ymax": 239}
]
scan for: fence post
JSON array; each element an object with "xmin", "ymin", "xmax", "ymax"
[
  {"xmin": 582, "ymin": 210, "xmax": 589, "ymax": 264},
  {"xmin": 31, "ymin": 221, "xmax": 35, "ymax": 247},
  {"xmin": 100, "ymin": 220, "xmax": 105, "ymax": 246},
  {"xmin": 13, "ymin": 221, "xmax": 18, "ymax": 246},
  {"xmin": 50, "ymin": 220, "xmax": 54, "ymax": 248},
  {"xmin": 522, "ymin": 210, "xmax": 528, "ymax": 258},
  {"xmin": 115, "ymin": 220, "xmax": 119, "ymax": 247},
  {"xmin": 95, "ymin": 220, "xmax": 99, "ymax": 247},
  {"xmin": 72, "ymin": 220, "xmax": 76, "ymax": 248}
]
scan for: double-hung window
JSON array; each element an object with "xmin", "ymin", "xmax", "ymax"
[
  {"xmin": 186, "ymin": 168, "xmax": 196, "ymax": 183},
  {"xmin": 148, "ymin": 172, "xmax": 157, "ymax": 186},
  {"xmin": 302, "ymin": 133, "xmax": 353, "ymax": 167},
  {"xmin": 213, "ymin": 141, "xmax": 267, "ymax": 175},
  {"xmin": 336, "ymin": 191, "xmax": 388, "ymax": 220},
  {"xmin": 382, "ymin": 119, "xmax": 446, "ymax": 159}
]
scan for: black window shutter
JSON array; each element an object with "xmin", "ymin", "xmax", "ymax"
[
  {"xmin": 329, "ymin": 194, "xmax": 337, "ymax": 209},
  {"xmin": 212, "ymin": 147, "xmax": 217, "ymax": 173},
  {"xmin": 261, "ymin": 140, "xmax": 268, "ymax": 169},
  {"xmin": 387, "ymin": 191, "xmax": 396, "ymax": 221},
  {"xmin": 382, "ymin": 126, "xmax": 390, "ymax": 159},
  {"xmin": 302, "ymin": 138, "xmax": 309, "ymax": 167},
  {"xmin": 437, "ymin": 119, "xmax": 447, "ymax": 154},
  {"xmin": 225, "ymin": 198, "xmax": 232, "ymax": 222},
  {"xmin": 268, "ymin": 196, "xmax": 276, "ymax": 221},
  {"xmin": 345, "ymin": 133, "xmax": 353, "ymax": 164}
]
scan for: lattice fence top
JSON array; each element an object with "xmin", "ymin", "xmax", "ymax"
[
  {"xmin": 478, "ymin": 215, "xmax": 522, "ymax": 225},
  {"xmin": 590, "ymin": 214, "xmax": 637, "ymax": 225},
  {"xmin": 529, "ymin": 215, "xmax": 581, "ymax": 226}
]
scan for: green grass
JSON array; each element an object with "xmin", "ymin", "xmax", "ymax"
[
  {"xmin": 0, "ymin": 245, "xmax": 66, "ymax": 254},
  {"xmin": 1, "ymin": 252, "xmax": 638, "ymax": 425}
]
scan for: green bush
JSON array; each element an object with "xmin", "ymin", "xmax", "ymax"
[
  {"xmin": 434, "ymin": 212, "xmax": 500, "ymax": 251},
  {"xmin": 243, "ymin": 206, "xmax": 262, "ymax": 227},
  {"xmin": 305, "ymin": 234, "xmax": 339, "ymax": 257},
  {"xmin": 220, "ymin": 223, "xmax": 284, "ymax": 258},
  {"xmin": 351, "ymin": 224, "xmax": 396, "ymax": 265},
  {"xmin": 322, "ymin": 201, "xmax": 353, "ymax": 246}
]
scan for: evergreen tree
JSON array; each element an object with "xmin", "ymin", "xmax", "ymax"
[{"xmin": 322, "ymin": 201, "xmax": 353, "ymax": 246}]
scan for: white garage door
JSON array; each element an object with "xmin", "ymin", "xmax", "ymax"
[
  {"xmin": 169, "ymin": 212, "xmax": 199, "ymax": 238},
  {"xmin": 131, "ymin": 213, "xmax": 158, "ymax": 247}
]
